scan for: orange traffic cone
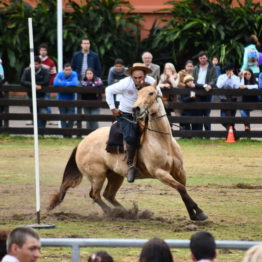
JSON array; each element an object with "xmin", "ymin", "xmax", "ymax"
[{"xmin": 225, "ymin": 126, "xmax": 236, "ymax": 143}]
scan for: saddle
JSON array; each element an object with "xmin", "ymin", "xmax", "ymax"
[{"xmin": 106, "ymin": 121, "xmax": 124, "ymax": 153}]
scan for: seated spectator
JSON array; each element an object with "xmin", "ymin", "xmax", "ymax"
[
  {"xmin": 239, "ymin": 69, "xmax": 258, "ymax": 131},
  {"xmin": 0, "ymin": 58, "xmax": 5, "ymax": 128},
  {"xmin": 2, "ymin": 227, "xmax": 41, "ymax": 262},
  {"xmin": 190, "ymin": 231, "xmax": 216, "ymax": 262},
  {"xmin": 139, "ymin": 237, "xmax": 173, "ymax": 262},
  {"xmin": 158, "ymin": 62, "xmax": 180, "ymax": 116},
  {"xmin": 242, "ymin": 245, "xmax": 262, "ymax": 262},
  {"xmin": 0, "ymin": 229, "xmax": 9, "ymax": 260},
  {"xmin": 178, "ymin": 60, "xmax": 194, "ymax": 88},
  {"xmin": 180, "ymin": 75, "xmax": 201, "ymax": 131},
  {"xmin": 141, "ymin": 51, "xmax": 160, "ymax": 80},
  {"xmin": 211, "ymin": 56, "xmax": 221, "ymax": 77},
  {"xmin": 81, "ymin": 68, "xmax": 103, "ymax": 130},
  {"xmin": 21, "ymin": 56, "xmax": 49, "ymax": 128},
  {"xmin": 107, "ymin": 58, "xmax": 127, "ymax": 85},
  {"xmin": 216, "ymin": 63, "xmax": 240, "ymax": 131},
  {"xmin": 54, "ymin": 63, "xmax": 79, "ymax": 133},
  {"xmin": 88, "ymin": 251, "xmax": 114, "ymax": 262}
]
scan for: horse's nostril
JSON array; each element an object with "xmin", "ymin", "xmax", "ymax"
[{"xmin": 134, "ymin": 106, "xmax": 140, "ymax": 114}]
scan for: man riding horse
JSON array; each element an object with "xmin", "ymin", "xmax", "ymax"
[{"xmin": 105, "ymin": 63, "xmax": 156, "ymax": 183}]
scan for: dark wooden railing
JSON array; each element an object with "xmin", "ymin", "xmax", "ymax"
[{"xmin": 0, "ymin": 84, "xmax": 262, "ymax": 138}]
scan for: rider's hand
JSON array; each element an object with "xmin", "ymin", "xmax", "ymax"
[{"xmin": 111, "ymin": 109, "xmax": 121, "ymax": 116}]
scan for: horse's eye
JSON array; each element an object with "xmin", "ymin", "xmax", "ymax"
[{"xmin": 148, "ymin": 92, "xmax": 154, "ymax": 96}]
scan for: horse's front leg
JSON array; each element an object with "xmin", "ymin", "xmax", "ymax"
[{"xmin": 154, "ymin": 169, "xmax": 208, "ymax": 221}]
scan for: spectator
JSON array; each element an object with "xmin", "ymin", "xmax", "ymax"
[
  {"xmin": 141, "ymin": 51, "xmax": 160, "ymax": 80},
  {"xmin": 138, "ymin": 237, "xmax": 173, "ymax": 262},
  {"xmin": 0, "ymin": 58, "xmax": 5, "ymax": 128},
  {"xmin": 216, "ymin": 63, "xmax": 240, "ymax": 130},
  {"xmin": 0, "ymin": 229, "xmax": 9, "ymax": 260},
  {"xmin": 71, "ymin": 39, "xmax": 102, "ymax": 80},
  {"xmin": 239, "ymin": 68, "xmax": 258, "ymax": 132},
  {"xmin": 2, "ymin": 226, "xmax": 41, "ymax": 262},
  {"xmin": 38, "ymin": 43, "xmax": 57, "ymax": 85},
  {"xmin": 242, "ymin": 245, "xmax": 262, "ymax": 262},
  {"xmin": 178, "ymin": 60, "xmax": 194, "ymax": 88},
  {"xmin": 54, "ymin": 63, "xmax": 79, "ymax": 132},
  {"xmin": 88, "ymin": 251, "xmax": 114, "ymax": 262},
  {"xmin": 21, "ymin": 56, "xmax": 49, "ymax": 128},
  {"xmin": 211, "ymin": 56, "xmax": 221, "ymax": 77},
  {"xmin": 105, "ymin": 63, "xmax": 156, "ymax": 183},
  {"xmin": 158, "ymin": 62, "xmax": 180, "ymax": 116},
  {"xmin": 190, "ymin": 231, "xmax": 216, "ymax": 262},
  {"xmin": 38, "ymin": 43, "xmax": 57, "ymax": 118},
  {"xmin": 240, "ymin": 35, "xmax": 260, "ymax": 78},
  {"xmin": 258, "ymin": 72, "xmax": 262, "ymax": 101},
  {"xmin": 180, "ymin": 75, "xmax": 201, "ymax": 131},
  {"xmin": 192, "ymin": 51, "xmax": 217, "ymax": 131},
  {"xmin": 107, "ymin": 58, "xmax": 127, "ymax": 85},
  {"xmin": 81, "ymin": 68, "xmax": 103, "ymax": 130}
]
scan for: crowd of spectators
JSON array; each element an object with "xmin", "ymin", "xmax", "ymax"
[
  {"xmin": 0, "ymin": 34, "xmax": 262, "ymax": 133},
  {"xmin": 1, "ymin": 228, "xmax": 261, "ymax": 262}
]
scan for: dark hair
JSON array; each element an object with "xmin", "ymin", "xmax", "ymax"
[
  {"xmin": 243, "ymin": 68, "xmax": 257, "ymax": 84},
  {"xmin": 185, "ymin": 60, "xmax": 194, "ymax": 66},
  {"xmin": 0, "ymin": 229, "xmax": 10, "ymax": 259},
  {"xmin": 223, "ymin": 62, "xmax": 234, "ymax": 71},
  {"xmin": 38, "ymin": 43, "xmax": 48, "ymax": 51},
  {"xmin": 6, "ymin": 227, "xmax": 40, "ymax": 253},
  {"xmin": 245, "ymin": 35, "xmax": 260, "ymax": 47},
  {"xmin": 88, "ymin": 251, "xmax": 113, "ymax": 262},
  {"xmin": 197, "ymin": 51, "xmax": 208, "ymax": 58},
  {"xmin": 114, "ymin": 58, "xmax": 124, "ymax": 65},
  {"xmin": 63, "ymin": 63, "xmax": 72, "ymax": 68},
  {"xmin": 34, "ymin": 56, "xmax": 41, "ymax": 64},
  {"xmin": 190, "ymin": 231, "xmax": 216, "ymax": 261},
  {"xmin": 83, "ymin": 68, "xmax": 95, "ymax": 81},
  {"xmin": 139, "ymin": 238, "xmax": 173, "ymax": 262}
]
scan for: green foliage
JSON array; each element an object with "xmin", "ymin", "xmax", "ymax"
[
  {"xmin": 152, "ymin": 0, "xmax": 262, "ymax": 69},
  {"xmin": 0, "ymin": 0, "xmax": 142, "ymax": 82}
]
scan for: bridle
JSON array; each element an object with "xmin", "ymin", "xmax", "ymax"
[{"xmin": 135, "ymin": 93, "xmax": 171, "ymax": 135}]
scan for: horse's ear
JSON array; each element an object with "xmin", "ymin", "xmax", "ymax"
[{"xmin": 152, "ymin": 81, "xmax": 158, "ymax": 89}]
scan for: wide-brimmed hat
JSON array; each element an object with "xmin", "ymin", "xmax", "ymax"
[
  {"xmin": 125, "ymin": 63, "xmax": 152, "ymax": 76},
  {"xmin": 183, "ymin": 74, "xmax": 194, "ymax": 84}
]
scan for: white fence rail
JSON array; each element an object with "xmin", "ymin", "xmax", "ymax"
[{"xmin": 41, "ymin": 238, "xmax": 262, "ymax": 262}]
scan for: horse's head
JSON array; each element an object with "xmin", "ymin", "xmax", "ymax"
[{"xmin": 132, "ymin": 82, "xmax": 160, "ymax": 120}]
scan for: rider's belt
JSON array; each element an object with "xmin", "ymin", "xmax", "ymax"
[{"xmin": 120, "ymin": 111, "xmax": 133, "ymax": 117}]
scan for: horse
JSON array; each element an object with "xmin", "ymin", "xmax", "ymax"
[{"xmin": 48, "ymin": 83, "xmax": 208, "ymax": 221}]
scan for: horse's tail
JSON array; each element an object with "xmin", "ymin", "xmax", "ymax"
[{"xmin": 47, "ymin": 146, "xmax": 83, "ymax": 211}]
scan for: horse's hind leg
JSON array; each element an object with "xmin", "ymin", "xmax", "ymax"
[
  {"xmin": 103, "ymin": 171, "xmax": 124, "ymax": 209},
  {"xmin": 89, "ymin": 175, "xmax": 111, "ymax": 214}
]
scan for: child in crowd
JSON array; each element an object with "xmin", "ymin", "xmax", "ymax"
[
  {"xmin": 178, "ymin": 60, "xmax": 194, "ymax": 88},
  {"xmin": 81, "ymin": 68, "xmax": 103, "ymax": 130}
]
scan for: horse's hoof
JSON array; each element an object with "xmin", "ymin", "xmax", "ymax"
[{"xmin": 195, "ymin": 212, "xmax": 208, "ymax": 221}]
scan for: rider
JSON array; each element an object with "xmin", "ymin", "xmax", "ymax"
[{"xmin": 105, "ymin": 63, "xmax": 155, "ymax": 183}]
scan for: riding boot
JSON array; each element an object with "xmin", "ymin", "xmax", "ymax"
[{"xmin": 126, "ymin": 144, "xmax": 137, "ymax": 183}]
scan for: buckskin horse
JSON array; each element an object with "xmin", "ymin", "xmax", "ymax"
[{"xmin": 48, "ymin": 83, "xmax": 208, "ymax": 221}]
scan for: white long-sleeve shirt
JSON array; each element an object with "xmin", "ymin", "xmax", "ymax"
[
  {"xmin": 240, "ymin": 77, "xmax": 258, "ymax": 89},
  {"xmin": 105, "ymin": 75, "xmax": 156, "ymax": 114}
]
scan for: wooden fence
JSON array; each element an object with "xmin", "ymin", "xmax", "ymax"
[{"xmin": 0, "ymin": 84, "xmax": 262, "ymax": 138}]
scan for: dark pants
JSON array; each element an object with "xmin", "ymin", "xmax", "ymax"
[
  {"xmin": 221, "ymin": 98, "xmax": 237, "ymax": 129},
  {"xmin": 181, "ymin": 110, "xmax": 202, "ymax": 131},
  {"xmin": 116, "ymin": 112, "xmax": 139, "ymax": 147},
  {"xmin": 199, "ymin": 96, "xmax": 212, "ymax": 131}
]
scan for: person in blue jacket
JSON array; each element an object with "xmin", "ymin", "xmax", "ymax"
[
  {"xmin": 71, "ymin": 39, "xmax": 102, "ymax": 80},
  {"xmin": 54, "ymin": 63, "xmax": 79, "ymax": 131}
]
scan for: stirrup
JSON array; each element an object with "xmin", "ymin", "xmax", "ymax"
[{"xmin": 127, "ymin": 166, "xmax": 136, "ymax": 183}]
